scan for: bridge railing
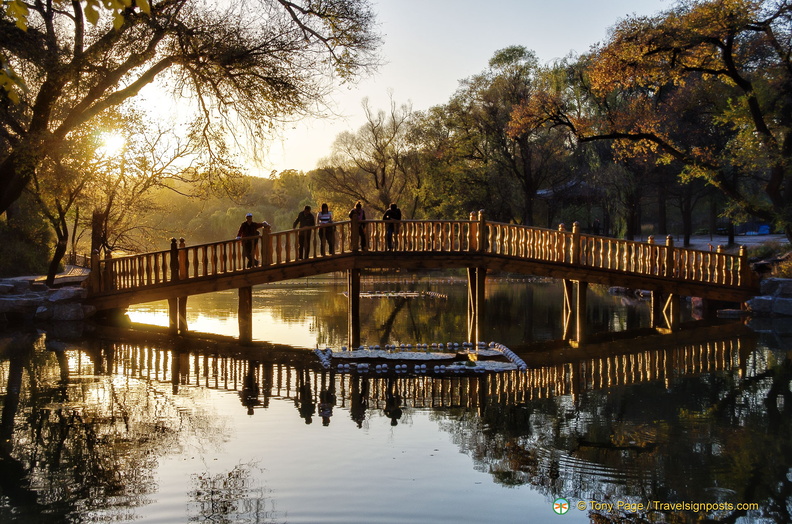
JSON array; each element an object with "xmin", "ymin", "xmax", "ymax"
[{"xmin": 90, "ymin": 216, "xmax": 757, "ymax": 295}]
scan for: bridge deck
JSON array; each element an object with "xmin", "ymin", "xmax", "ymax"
[{"xmin": 86, "ymin": 216, "xmax": 760, "ymax": 310}]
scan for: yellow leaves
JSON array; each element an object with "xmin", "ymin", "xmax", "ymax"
[
  {"xmin": 0, "ymin": 55, "xmax": 26, "ymax": 103},
  {"xmin": 1, "ymin": 70, "xmax": 21, "ymax": 103},
  {"xmin": 84, "ymin": 1, "xmax": 101, "ymax": 25},
  {"xmin": 4, "ymin": 0, "xmax": 30, "ymax": 30}
]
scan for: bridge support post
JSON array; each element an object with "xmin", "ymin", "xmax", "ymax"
[
  {"xmin": 562, "ymin": 279, "xmax": 588, "ymax": 346},
  {"xmin": 650, "ymin": 291, "xmax": 664, "ymax": 329},
  {"xmin": 168, "ymin": 298, "xmax": 178, "ymax": 335},
  {"xmin": 467, "ymin": 267, "xmax": 486, "ymax": 343},
  {"xmin": 348, "ymin": 269, "xmax": 361, "ymax": 348},
  {"xmin": 652, "ymin": 291, "xmax": 681, "ymax": 332},
  {"xmin": 167, "ymin": 297, "xmax": 188, "ymax": 335},
  {"xmin": 239, "ymin": 286, "xmax": 253, "ymax": 344},
  {"xmin": 576, "ymin": 281, "xmax": 588, "ymax": 345},
  {"xmin": 664, "ymin": 293, "xmax": 681, "ymax": 331},
  {"xmin": 562, "ymin": 280, "xmax": 574, "ymax": 340}
]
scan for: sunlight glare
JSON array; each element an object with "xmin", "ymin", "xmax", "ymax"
[{"xmin": 97, "ymin": 132, "xmax": 126, "ymax": 157}]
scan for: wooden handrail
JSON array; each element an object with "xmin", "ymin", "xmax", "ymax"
[{"xmin": 90, "ymin": 218, "xmax": 758, "ymax": 296}]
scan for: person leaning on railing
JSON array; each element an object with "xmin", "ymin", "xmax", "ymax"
[{"xmin": 236, "ymin": 212, "xmax": 269, "ymax": 268}]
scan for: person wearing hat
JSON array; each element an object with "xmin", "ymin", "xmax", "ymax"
[{"xmin": 236, "ymin": 213, "xmax": 269, "ymax": 268}]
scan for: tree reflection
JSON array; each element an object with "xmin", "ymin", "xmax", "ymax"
[
  {"xmin": 434, "ymin": 343, "xmax": 792, "ymax": 522},
  {"xmin": 188, "ymin": 463, "xmax": 279, "ymax": 524},
  {"xmin": 0, "ymin": 331, "xmax": 233, "ymax": 522}
]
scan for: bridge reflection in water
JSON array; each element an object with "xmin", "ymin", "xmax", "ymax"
[
  {"xmin": 48, "ymin": 322, "xmax": 756, "ymax": 420},
  {"xmin": 0, "ymin": 321, "xmax": 780, "ymax": 522}
]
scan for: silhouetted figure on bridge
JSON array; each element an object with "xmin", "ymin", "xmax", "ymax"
[
  {"xmin": 239, "ymin": 360, "xmax": 261, "ymax": 416},
  {"xmin": 296, "ymin": 370, "xmax": 315, "ymax": 424},
  {"xmin": 350, "ymin": 375, "xmax": 369, "ymax": 428},
  {"xmin": 349, "ymin": 201, "xmax": 367, "ymax": 250},
  {"xmin": 236, "ymin": 213, "xmax": 268, "ymax": 268},
  {"xmin": 383, "ymin": 203, "xmax": 401, "ymax": 251},
  {"xmin": 384, "ymin": 377, "xmax": 402, "ymax": 426},
  {"xmin": 317, "ymin": 203, "xmax": 335, "ymax": 255},
  {"xmin": 293, "ymin": 205, "xmax": 315, "ymax": 260},
  {"xmin": 318, "ymin": 378, "xmax": 337, "ymax": 427}
]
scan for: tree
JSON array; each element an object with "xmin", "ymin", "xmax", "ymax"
[
  {"xmin": 314, "ymin": 96, "xmax": 421, "ymax": 215},
  {"xmin": 0, "ymin": 0, "xmax": 380, "ymax": 217},
  {"xmin": 441, "ymin": 46, "xmax": 574, "ymax": 225},
  {"xmin": 512, "ymin": 0, "xmax": 792, "ymax": 241}
]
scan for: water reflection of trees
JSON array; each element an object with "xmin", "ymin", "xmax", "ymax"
[
  {"xmin": 189, "ymin": 463, "xmax": 278, "ymax": 524},
  {"xmin": 0, "ymin": 331, "xmax": 236, "ymax": 522},
  {"xmin": 439, "ymin": 343, "xmax": 792, "ymax": 522},
  {"xmin": 4, "ymin": 322, "xmax": 789, "ymax": 522}
]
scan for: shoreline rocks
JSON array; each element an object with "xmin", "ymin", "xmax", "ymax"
[
  {"xmin": 0, "ymin": 278, "xmax": 95, "ymax": 323},
  {"xmin": 746, "ymin": 278, "xmax": 792, "ymax": 316}
]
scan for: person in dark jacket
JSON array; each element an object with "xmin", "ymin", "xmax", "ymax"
[
  {"xmin": 382, "ymin": 203, "xmax": 402, "ymax": 251},
  {"xmin": 236, "ymin": 213, "xmax": 268, "ymax": 268},
  {"xmin": 293, "ymin": 205, "xmax": 315, "ymax": 259},
  {"xmin": 348, "ymin": 201, "xmax": 367, "ymax": 250}
]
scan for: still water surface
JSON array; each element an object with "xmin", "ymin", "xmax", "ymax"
[{"xmin": 0, "ymin": 274, "xmax": 788, "ymax": 523}]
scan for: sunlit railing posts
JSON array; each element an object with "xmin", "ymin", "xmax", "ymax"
[
  {"xmin": 478, "ymin": 211, "xmax": 486, "ymax": 252},
  {"xmin": 169, "ymin": 238, "xmax": 179, "ymax": 283},
  {"xmin": 350, "ymin": 213, "xmax": 360, "ymax": 253},
  {"xmin": 89, "ymin": 216, "xmax": 759, "ymax": 301},
  {"xmin": 103, "ymin": 250, "xmax": 114, "ymax": 292},
  {"xmin": 571, "ymin": 222, "xmax": 581, "ymax": 265},
  {"xmin": 261, "ymin": 224, "xmax": 272, "ymax": 266},
  {"xmin": 89, "ymin": 249, "xmax": 101, "ymax": 294},
  {"xmin": 665, "ymin": 235, "xmax": 675, "ymax": 278},
  {"xmin": 178, "ymin": 238, "xmax": 188, "ymax": 279},
  {"xmin": 739, "ymin": 245, "xmax": 750, "ymax": 287}
]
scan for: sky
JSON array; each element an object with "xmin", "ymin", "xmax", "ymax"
[{"xmin": 261, "ymin": 0, "xmax": 672, "ymax": 175}]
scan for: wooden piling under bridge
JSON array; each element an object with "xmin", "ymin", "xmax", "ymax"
[{"xmin": 86, "ymin": 213, "xmax": 761, "ymax": 345}]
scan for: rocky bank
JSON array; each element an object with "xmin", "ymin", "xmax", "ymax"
[{"xmin": 0, "ymin": 278, "xmax": 96, "ymax": 322}]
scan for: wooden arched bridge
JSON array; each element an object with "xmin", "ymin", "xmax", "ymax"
[{"xmin": 86, "ymin": 212, "xmax": 760, "ymax": 345}]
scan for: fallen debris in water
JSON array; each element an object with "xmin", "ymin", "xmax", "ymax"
[{"xmin": 313, "ymin": 341, "xmax": 526, "ymax": 375}]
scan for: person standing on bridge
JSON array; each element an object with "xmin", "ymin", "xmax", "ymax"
[
  {"xmin": 236, "ymin": 213, "xmax": 268, "ymax": 268},
  {"xmin": 382, "ymin": 202, "xmax": 401, "ymax": 251},
  {"xmin": 317, "ymin": 203, "xmax": 335, "ymax": 256},
  {"xmin": 293, "ymin": 205, "xmax": 315, "ymax": 260},
  {"xmin": 349, "ymin": 201, "xmax": 367, "ymax": 250}
]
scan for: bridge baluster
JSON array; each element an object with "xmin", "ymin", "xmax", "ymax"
[{"xmin": 136, "ymin": 256, "xmax": 143, "ymax": 287}]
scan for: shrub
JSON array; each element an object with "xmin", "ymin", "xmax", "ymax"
[
  {"xmin": 747, "ymin": 240, "xmax": 789, "ymax": 261},
  {"xmin": 774, "ymin": 258, "xmax": 792, "ymax": 278}
]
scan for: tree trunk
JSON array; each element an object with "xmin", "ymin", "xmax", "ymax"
[
  {"xmin": 657, "ymin": 184, "xmax": 668, "ymax": 236},
  {"xmin": 46, "ymin": 216, "xmax": 69, "ymax": 287},
  {"xmin": 46, "ymin": 237, "xmax": 68, "ymax": 287},
  {"xmin": 681, "ymin": 193, "xmax": 693, "ymax": 247}
]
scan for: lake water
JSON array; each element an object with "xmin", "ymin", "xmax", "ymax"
[{"xmin": 0, "ymin": 273, "xmax": 787, "ymax": 523}]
